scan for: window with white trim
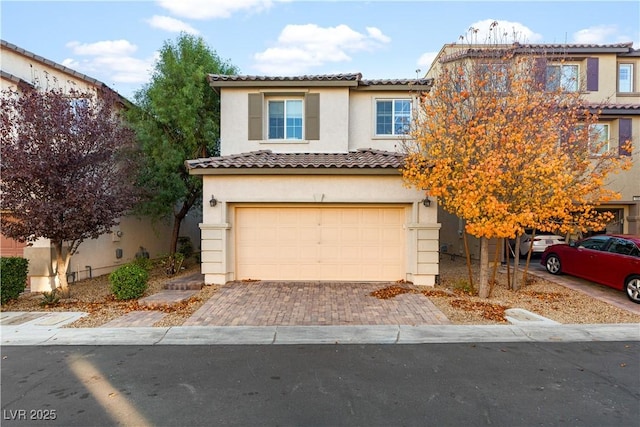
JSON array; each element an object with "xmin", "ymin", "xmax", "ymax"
[
  {"xmin": 546, "ymin": 64, "xmax": 579, "ymax": 92},
  {"xmin": 268, "ymin": 99, "xmax": 303, "ymax": 140},
  {"xmin": 589, "ymin": 123, "xmax": 610, "ymax": 156},
  {"xmin": 375, "ymin": 99, "xmax": 411, "ymax": 136},
  {"xmin": 618, "ymin": 63, "xmax": 634, "ymax": 93}
]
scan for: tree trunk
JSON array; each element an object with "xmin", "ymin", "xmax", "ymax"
[
  {"xmin": 53, "ymin": 240, "xmax": 71, "ymax": 298},
  {"xmin": 463, "ymin": 230, "xmax": 474, "ymax": 292},
  {"xmin": 489, "ymin": 239, "xmax": 501, "ymax": 298},
  {"xmin": 512, "ymin": 234, "xmax": 522, "ymax": 291},
  {"xmin": 522, "ymin": 229, "xmax": 536, "ymax": 285},
  {"xmin": 167, "ymin": 190, "xmax": 198, "ymax": 275},
  {"xmin": 478, "ymin": 236, "xmax": 490, "ymax": 298}
]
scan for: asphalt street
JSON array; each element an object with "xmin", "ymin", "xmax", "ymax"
[{"xmin": 2, "ymin": 342, "xmax": 638, "ymax": 427}]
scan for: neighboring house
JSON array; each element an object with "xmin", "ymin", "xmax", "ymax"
[
  {"xmin": 0, "ymin": 40, "xmax": 200, "ymax": 291},
  {"xmin": 426, "ymin": 42, "xmax": 640, "ymax": 259},
  {"xmin": 186, "ymin": 74, "xmax": 441, "ymax": 286}
]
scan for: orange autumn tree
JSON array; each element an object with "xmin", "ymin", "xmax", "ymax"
[{"xmin": 403, "ymin": 43, "xmax": 630, "ymax": 298}]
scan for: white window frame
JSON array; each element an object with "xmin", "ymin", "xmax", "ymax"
[
  {"xmin": 588, "ymin": 123, "xmax": 610, "ymax": 156},
  {"xmin": 618, "ymin": 63, "xmax": 634, "ymax": 93},
  {"xmin": 267, "ymin": 98, "xmax": 304, "ymax": 141},
  {"xmin": 546, "ymin": 63, "xmax": 579, "ymax": 92},
  {"xmin": 374, "ymin": 98, "xmax": 412, "ymax": 137}
]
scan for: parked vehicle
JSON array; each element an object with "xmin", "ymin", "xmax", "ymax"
[
  {"xmin": 520, "ymin": 233, "xmax": 566, "ymax": 256},
  {"xmin": 541, "ymin": 234, "xmax": 640, "ymax": 303}
]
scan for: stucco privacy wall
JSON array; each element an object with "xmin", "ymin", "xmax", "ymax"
[
  {"xmin": 26, "ymin": 215, "xmax": 202, "ymax": 292},
  {"xmin": 199, "ymin": 174, "xmax": 439, "ymax": 286}
]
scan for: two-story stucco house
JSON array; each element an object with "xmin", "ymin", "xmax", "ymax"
[
  {"xmin": 1, "ymin": 40, "xmax": 200, "ymax": 291},
  {"xmin": 186, "ymin": 73, "xmax": 441, "ymax": 286},
  {"xmin": 426, "ymin": 42, "xmax": 640, "ymax": 259}
]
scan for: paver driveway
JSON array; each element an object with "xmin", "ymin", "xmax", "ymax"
[{"xmin": 184, "ymin": 281, "xmax": 450, "ymax": 326}]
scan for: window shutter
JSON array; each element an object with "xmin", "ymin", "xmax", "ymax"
[
  {"xmin": 248, "ymin": 93, "xmax": 263, "ymax": 140},
  {"xmin": 586, "ymin": 58, "xmax": 599, "ymax": 91},
  {"xmin": 305, "ymin": 93, "xmax": 320, "ymax": 140},
  {"xmin": 619, "ymin": 118, "xmax": 632, "ymax": 156},
  {"xmin": 533, "ymin": 57, "xmax": 547, "ymax": 89}
]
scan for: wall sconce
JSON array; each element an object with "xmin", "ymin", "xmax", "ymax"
[
  {"xmin": 209, "ymin": 195, "xmax": 218, "ymax": 207},
  {"xmin": 422, "ymin": 197, "xmax": 431, "ymax": 208}
]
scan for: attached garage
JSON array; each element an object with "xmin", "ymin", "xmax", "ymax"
[
  {"xmin": 235, "ymin": 206, "xmax": 406, "ymax": 281},
  {"xmin": 187, "ymin": 150, "xmax": 441, "ymax": 286}
]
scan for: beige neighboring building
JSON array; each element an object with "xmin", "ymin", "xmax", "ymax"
[
  {"xmin": 187, "ymin": 74, "xmax": 441, "ymax": 286},
  {"xmin": 426, "ymin": 42, "xmax": 640, "ymax": 259},
  {"xmin": 1, "ymin": 39, "xmax": 200, "ymax": 291}
]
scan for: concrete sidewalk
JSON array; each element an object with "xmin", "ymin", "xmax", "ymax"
[{"xmin": 1, "ymin": 310, "xmax": 638, "ymax": 346}]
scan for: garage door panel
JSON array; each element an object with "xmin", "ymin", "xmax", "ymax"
[{"xmin": 236, "ymin": 206, "xmax": 405, "ymax": 281}]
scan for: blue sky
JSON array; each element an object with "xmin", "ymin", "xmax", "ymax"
[{"xmin": 2, "ymin": 1, "xmax": 639, "ymax": 100}]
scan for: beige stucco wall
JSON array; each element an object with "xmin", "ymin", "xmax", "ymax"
[
  {"xmin": 199, "ymin": 174, "xmax": 440, "ymax": 286},
  {"xmin": 1, "ymin": 47, "xmax": 98, "ymax": 93},
  {"xmin": 348, "ymin": 91, "xmax": 417, "ymax": 153},
  {"xmin": 27, "ymin": 214, "xmax": 202, "ymax": 292},
  {"xmin": 219, "ymin": 87, "xmax": 350, "ymax": 155}
]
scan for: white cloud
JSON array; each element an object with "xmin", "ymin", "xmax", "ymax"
[
  {"xmin": 146, "ymin": 15, "xmax": 200, "ymax": 34},
  {"xmin": 66, "ymin": 40, "xmax": 138, "ymax": 56},
  {"xmin": 63, "ymin": 40, "xmax": 157, "ymax": 85},
  {"xmin": 253, "ymin": 24, "xmax": 391, "ymax": 75},
  {"xmin": 572, "ymin": 25, "xmax": 628, "ymax": 44},
  {"xmin": 461, "ymin": 19, "xmax": 543, "ymax": 44},
  {"xmin": 157, "ymin": 0, "xmax": 275, "ymax": 20},
  {"xmin": 417, "ymin": 52, "xmax": 438, "ymax": 73}
]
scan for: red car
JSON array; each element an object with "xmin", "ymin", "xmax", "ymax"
[{"xmin": 540, "ymin": 234, "xmax": 640, "ymax": 304}]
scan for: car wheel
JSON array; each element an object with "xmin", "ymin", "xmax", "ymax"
[
  {"xmin": 545, "ymin": 254, "xmax": 561, "ymax": 275},
  {"xmin": 625, "ymin": 275, "xmax": 640, "ymax": 304}
]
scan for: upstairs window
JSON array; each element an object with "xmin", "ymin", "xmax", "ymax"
[
  {"xmin": 618, "ymin": 63, "xmax": 634, "ymax": 93},
  {"xmin": 588, "ymin": 123, "xmax": 610, "ymax": 156},
  {"xmin": 268, "ymin": 99, "xmax": 303, "ymax": 140},
  {"xmin": 376, "ymin": 99, "xmax": 411, "ymax": 136},
  {"xmin": 546, "ymin": 64, "xmax": 579, "ymax": 92},
  {"xmin": 479, "ymin": 63, "xmax": 508, "ymax": 92}
]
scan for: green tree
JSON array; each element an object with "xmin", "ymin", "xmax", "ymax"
[{"xmin": 127, "ymin": 34, "xmax": 238, "ymax": 272}]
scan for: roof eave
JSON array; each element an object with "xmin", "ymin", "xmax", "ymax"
[{"xmin": 188, "ymin": 167, "xmax": 402, "ymax": 176}]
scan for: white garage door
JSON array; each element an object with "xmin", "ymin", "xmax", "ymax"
[{"xmin": 236, "ymin": 206, "xmax": 406, "ymax": 281}]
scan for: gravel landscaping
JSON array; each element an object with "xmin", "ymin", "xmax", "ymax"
[{"xmin": 2, "ymin": 256, "xmax": 638, "ymax": 327}]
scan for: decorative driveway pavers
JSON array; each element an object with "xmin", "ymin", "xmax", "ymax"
[{"xmin": 184, "ymin": 281, "xmax": 451, "ymax": 326}]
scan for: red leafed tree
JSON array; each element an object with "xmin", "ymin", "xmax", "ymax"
[{"xmin": 1, "ymin": 85, "xmax": 139, "ymax": 296}]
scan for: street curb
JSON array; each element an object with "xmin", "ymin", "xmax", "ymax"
[{"xmin": 2, "ymin": 323, "xmax": 639, "ymax": 346}]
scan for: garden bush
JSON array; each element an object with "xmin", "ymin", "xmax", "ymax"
[
  {"xmin": 109, "ymin": 263, "xmax": 149, "ymax": 300},
  {"xmin": 1, "ymin": 257, "xmax": 29, "ymax": 305}
]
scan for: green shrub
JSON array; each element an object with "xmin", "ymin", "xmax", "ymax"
[
  {"xmin": 131, "ymin": 255, "xmax": 154, "ymax": 272},
  {"xmin": 177, "ymin": 236, "xmax": 194, "ymax": 259},
  {"xmin": 1, "ymin": 257, "xmax": 29, "ymax": 305},
  {"xmin": 109, "ymin": 263, "xmax": 149, "ymax": 300},
  {"xmin": 40, "ymin": 289, "xmax": 60, "ymax": 307}
]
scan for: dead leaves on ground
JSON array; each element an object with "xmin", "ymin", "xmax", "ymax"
[{"xmin": 370, "ymin": 284, "xmax": 508, "ymax": 322}]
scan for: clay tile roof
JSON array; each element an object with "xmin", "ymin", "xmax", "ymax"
[
  {"xmin": 587, "ymin": 103, "xmax": 640, "ymax": 115},
  {"xmin": 361, "ymin": 78, "xmax": 433, "ymax": 86},
  {"xmin": 207, "ymin": 73, "xmax": 433, "ymax": 90},
  {"xmin": 208, "ymin": 73, "xmax": 362, "ymax": 83},
  {"xmin": 186, "ymin": 149, "xmax": 405, "ymax": 172}
]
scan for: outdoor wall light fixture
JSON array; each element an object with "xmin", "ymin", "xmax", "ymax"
[
  {"xmin": 422, "ymin": 197, "xmax": 431, "ymax": 208},
  {"xmin": 209, "ymin": 195, "xmax": 218, "ymax": 207}
]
